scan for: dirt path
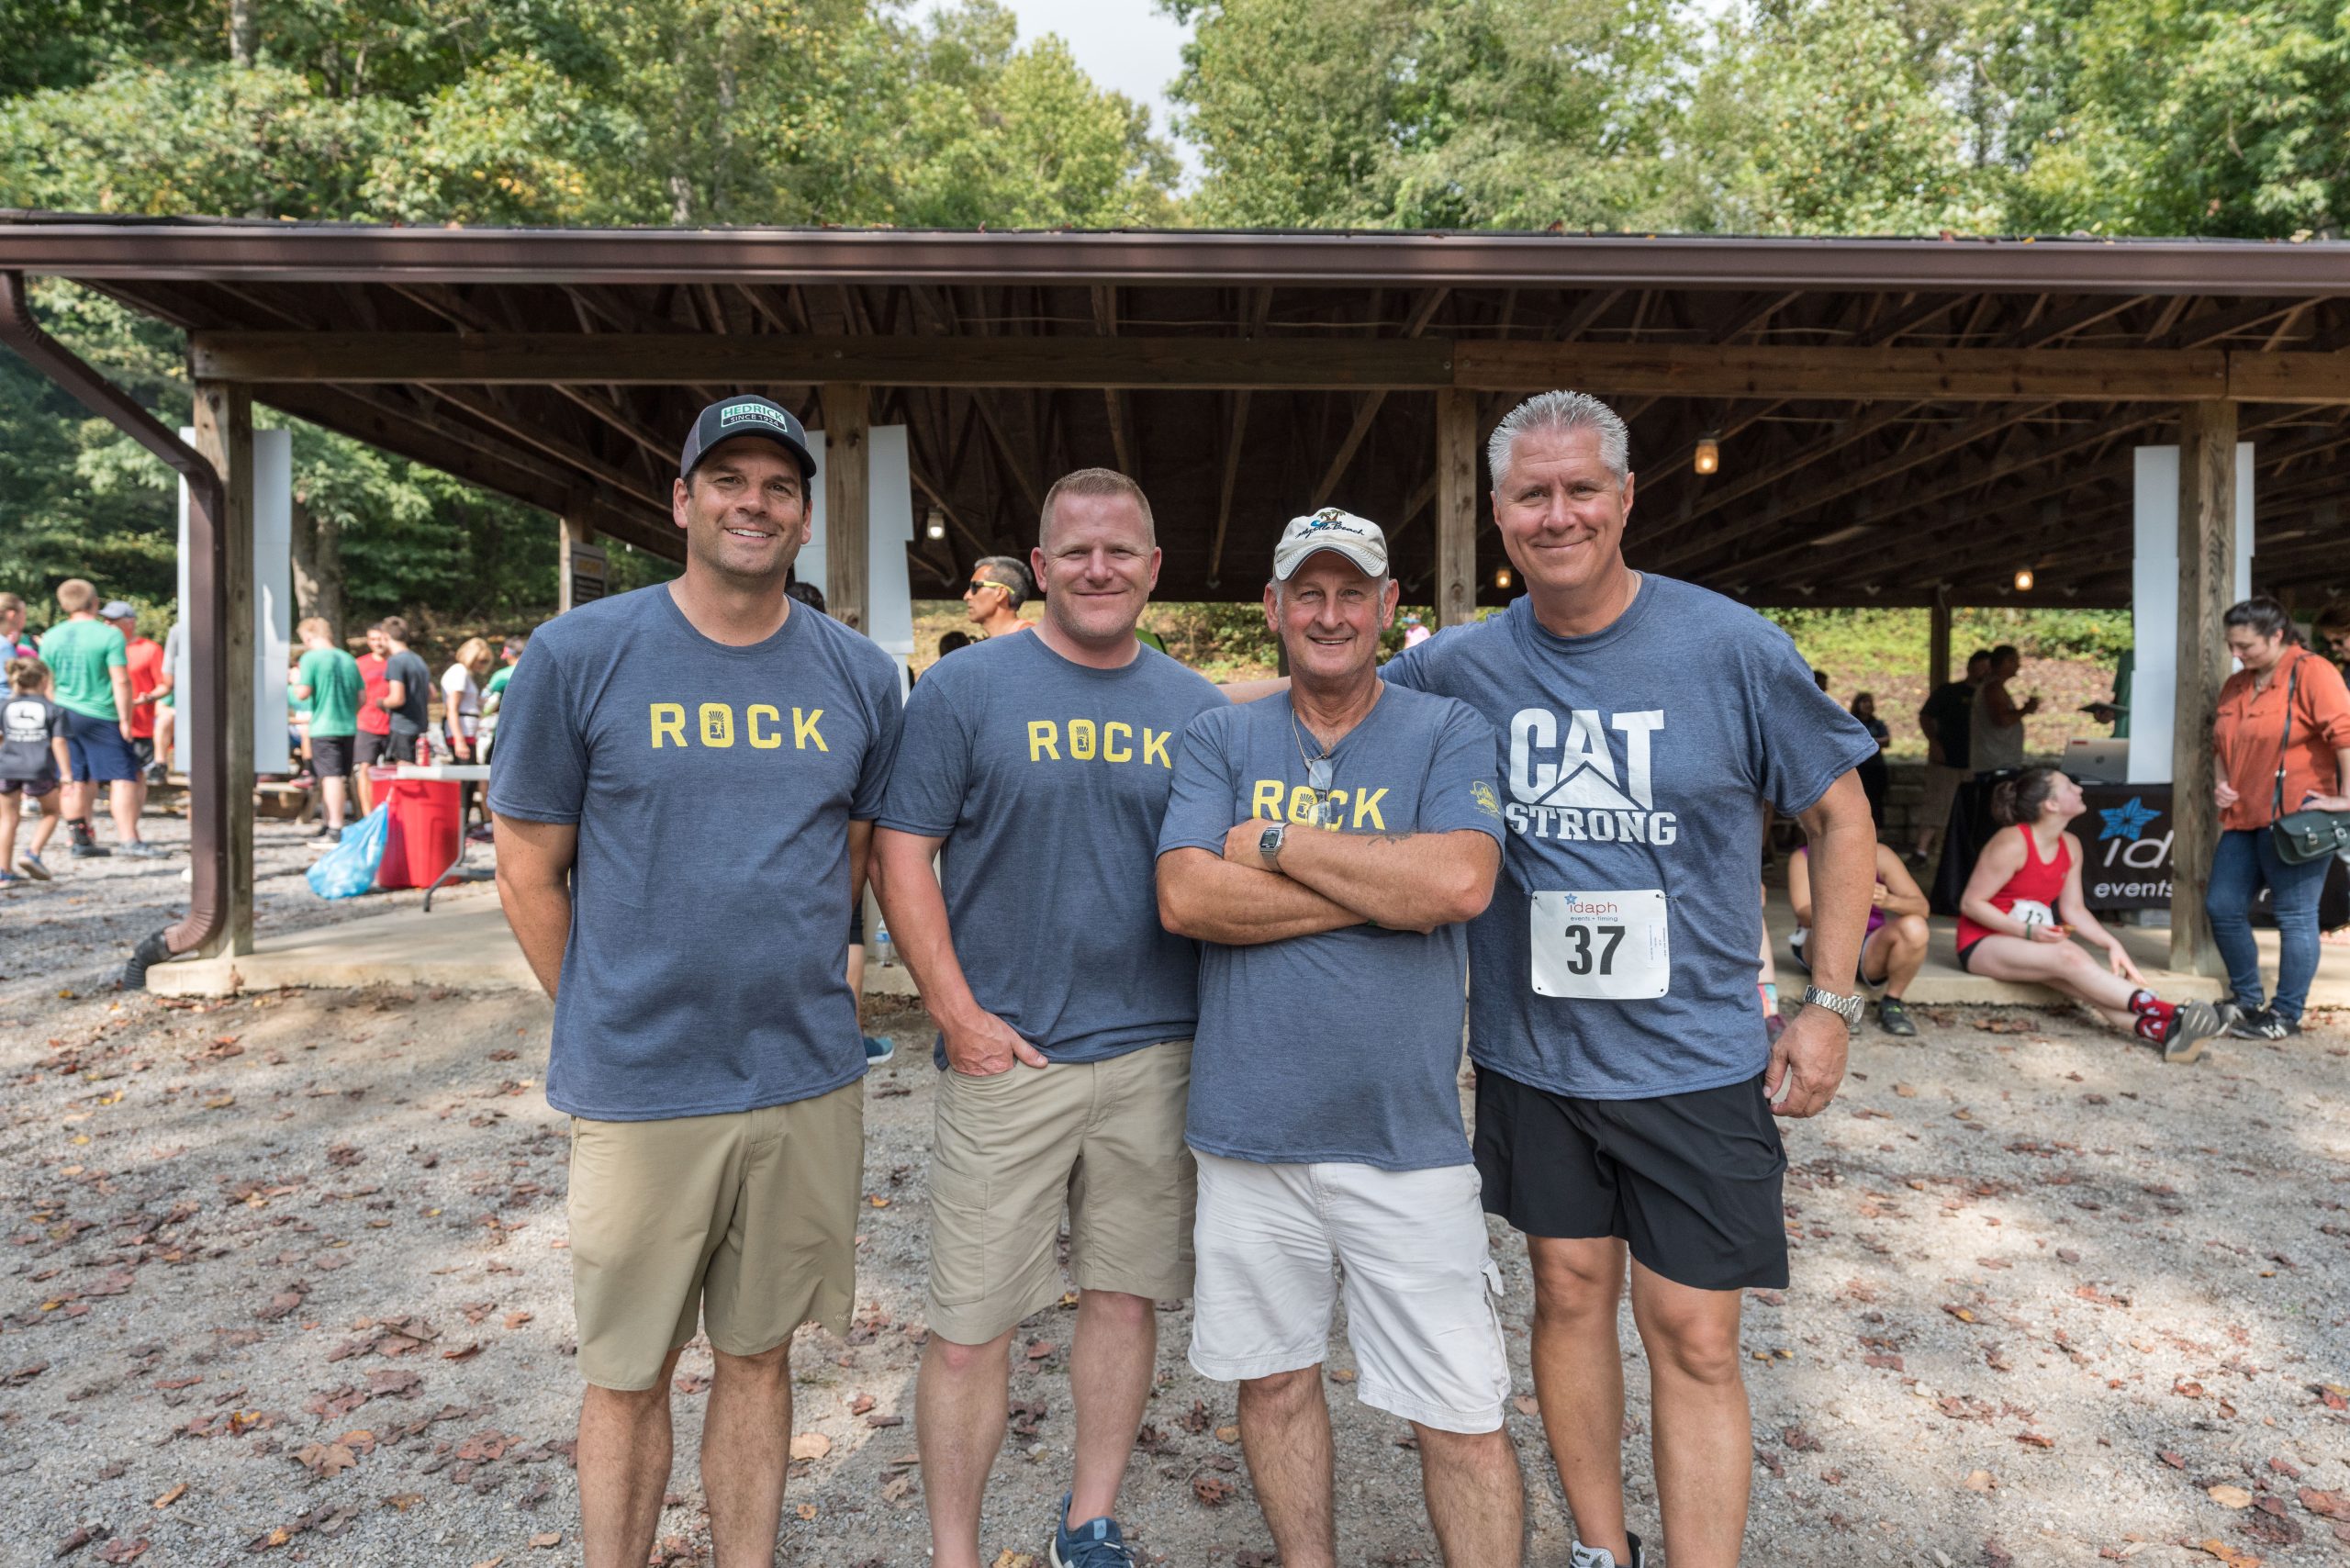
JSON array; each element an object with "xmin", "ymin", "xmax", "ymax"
[{"xmin": 3, "ymin": 964, "xmax": 2346, "ymax": 1566}]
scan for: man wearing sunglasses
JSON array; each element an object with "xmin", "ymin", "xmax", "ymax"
[
  {"xmin": 963, "ymin": 555, "xmax": 1033, "ymax": 640},
  {"xmin": 1155, "ymin": 510, "xmax": 1519, "ymax": 1567}
]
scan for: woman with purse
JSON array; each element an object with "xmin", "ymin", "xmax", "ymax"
[{"xmin": 2208, "ymin": 596, "xmax": 2350, "ymax": 1041}]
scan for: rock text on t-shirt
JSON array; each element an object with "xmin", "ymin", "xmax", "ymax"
[
  {"xmin": 1022, "ymin": 718, "xmax": 1176, "ymax": 768},
  {"xmin": 650, "ymin": 700, "xmax": 833, "ymax": 751}
]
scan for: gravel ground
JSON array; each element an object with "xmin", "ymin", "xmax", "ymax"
[{"xmin": 5, "ymin": 820, "xmax": 2349, "ymax": 1565}]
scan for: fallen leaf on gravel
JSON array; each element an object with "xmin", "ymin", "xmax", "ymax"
[
  {"xmin": 1024, "ymin": 1339, "xmax": 1057, "ymax": 1360},
  {"xmin": 441, "ymin": 1342, "xmax": 481, "ymax": 1361},
  {"xmin": 1964, "ymin": 1470, "xmax": 1996, "ymax": 1492},
  {"xmin": 503, "ymin": 1312, "xmax": 532, "ymax": 1329},
  {"xmin": 1894, "ymin": 1083, "xmax": 1919, "ymax": 1097},
  {"xmin": 54, "ymin": 1525, "xmax": 97, "ymax": 1557},
  {"xmin": 469, "ymin": 1558, "xmax": 504, "ymax": 1568},
  {"xmin": 866, "ymin": 1415, "xmax": 903, "ymax": 1428},
  {"xmin": 2208, "ymin": 1484, "xmax": 2254, "ymax": 1509},
  {"xmin": 2015, "ymin": 1432, "xmax": 2055, "ymax": 1449},
  {"xmin": 880, "ymin": 1473, "xmax": 918, "ymax": 1505},
  {"xmin": 789, "ymin": 1432, "xmax": 832, "ymax": 1461},
  {"xmin": 2190, "ymin": 1541, "xmax": 2262, "ymax": 1566},
  {"xmin": 1983, "ymin": 1538, "xmax": 2015, "ymax": 1567},
  {"xmin": 151, "ymin": 1484, "xmax": 186, "ymax": 1508},
  {"xmin": 364, "ymin": 1369, "xmax": 421, "ymax": 1398},
  {"xmin": 988, "ymin": 1553, "xmax": 1036, "ymax": 1568},
  {"xmin": 95, "ymin": 1540, "xmax": 148, "ymax": 1563},
  {"xmin": 1192, "ymin": 1473, "xmax": 1237, "ymax": 1506},
  {"xmin": 796, "ymin": 1504, "xmax": 819, "ymax": 1521},
  {"xmin": 528, "ymin": 1534, "xmax": 560, "ymax": 1550},
  {"xmin": 2161, "ymin": 1451, "xmax": 2188, "ymax": 1469},
  {"xmin": 5, "ymin": 1361, "xmax": 48, "ymax": 1387},
  {"xmin": 849, "ymin": 1392, "xmax": 876, "ymax": 1415},
  {"xmin": 1328, "ymin": 1369, "xmax": 1356, "ymax": 1383},
  {"xmin": 1942, "ymin": 1305, "xmax": 1976, "ymax": 1323},
  {"xmin": 1215, "ymin": 1424, "xmax": 1239, "ymax": 1443},
  {"xmin": 296, "ymin": 1441, "xmax": 358, "ymax": 1477},
  {"xmin": 1782, "ymin": 1426, "xmax": 1824, "ymax": 1452},
  {"xmin": 2297, "ymin": 1489, "xmax": 2350, "ymax": 1521},
  {"xmin": 383, "ymin": 1494, "xmax": 423, "ymax": 1512}
]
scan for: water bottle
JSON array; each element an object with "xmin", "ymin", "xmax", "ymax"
[{"xmin": 871, "ymin": 919, "xmax": 894, "ymax": 968}]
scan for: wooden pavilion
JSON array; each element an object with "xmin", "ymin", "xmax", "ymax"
[{"xmin": 2, "ymin": 215, "xmax": 2346, "ymax": 976}]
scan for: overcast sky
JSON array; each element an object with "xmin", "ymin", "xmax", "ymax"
[{"xmin": 925, "ymin": 0, "xmax": 1201, "ymax": 182}]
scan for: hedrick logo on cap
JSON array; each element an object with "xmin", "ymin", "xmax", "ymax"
[{"xmin": 720, "ymin": 402, "xmax": 791, "ymax": 431}]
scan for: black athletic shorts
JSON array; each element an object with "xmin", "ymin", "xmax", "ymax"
[
  {"xmin": 1473, "ymin": 1067, "xmax": 1789, "ymax": 1293},
  {"xmin": 353, "ymin": 730, "xmax": 387, "ymax": 768},
  {"xmin": 310, "ymin": 734, "xmax": 353, "ymax": 780}
]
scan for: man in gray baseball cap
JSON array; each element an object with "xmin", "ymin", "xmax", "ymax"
[{"xmin": 677, "ymin": 394, "xmax": 818, "ymax": 482}]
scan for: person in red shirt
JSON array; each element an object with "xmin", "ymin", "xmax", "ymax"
[
  {"xmin": 2207, "ymin": 595, "xmax": 2350, "ymax": 1040},
  {"xmin": 353, "ymin": 622, "xmax": 393, "ymax": 812},
  {"xmin": 104, "ymin": 599, "xmax": 168, "ymax": 803},
  {"xmin": 1955, "ymin": 766, "xmax": 2223, "ymax": 1063}
]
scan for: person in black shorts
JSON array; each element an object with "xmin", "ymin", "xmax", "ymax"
[{"xmin": 1363, "ymin": 392, "xmax": 1881, "ymax": 1568}]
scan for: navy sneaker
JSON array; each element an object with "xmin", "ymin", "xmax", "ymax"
[
  {"xmin": 862, "ymin": 1034, "xmax": 895, "ymax": 1066},
  {"xmin": 1050, "ymin": 1494, "xmax": 1136, "ymax": 1568}
]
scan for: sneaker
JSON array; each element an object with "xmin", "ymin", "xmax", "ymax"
[
  {"xmin": 0, "ymin": 869, "xmax": 17, "ymax": 889},
  {"xmin": 118, "ymin": 840, "xmax": 165, "ymax": 860},
  {"xmin": 2221, "ymin": 1001, "xmax": 2269, "ymax": 1039},
  {"xmin": 2159, "ymin": 1000, "xmax": 2225, "ymax": 1065},
  {"xmin": 319, "ymin": 827, "xmax": 343, "ymax": 846},
  {"xmin": 2227, "ymin": 1006, "xmax": 2300, "ymax": 1043},
  {"xmin": 1572, "ymin": 1533, "xmax": 1648, "ymax": 1568},
  {"xmin": 1877, "ymin": 996, "xmax": 1919, "ymax": 1037},
  {"xmin": 17, "ymin": 852, "xmax": 49, "ymax": 881},
  {"xmin": 71, "ymin": 840, "xmax": 113, "ymax": 859},
  {"xmin": 1050, "ymin": 1495, "xmax": 1135, "ymax": 1568},
  {"xmin": 862, "ymin": 1034, "xmax": 895, "ymax": 1066}
]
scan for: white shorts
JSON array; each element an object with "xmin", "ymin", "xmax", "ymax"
[{"xmin": 1188, "ymin": 1151, "xmax": 1510, "ymax": 1434}]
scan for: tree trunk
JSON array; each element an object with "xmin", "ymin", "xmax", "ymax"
[
  {"xmin": 229, "ymin": 0, "xmax": 256, "ymax": 66},
  {"xmin": 288, "ymin": 498, "xmax": 347, "ymax": 644}
]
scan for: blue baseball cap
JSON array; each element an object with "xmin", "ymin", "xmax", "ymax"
[{"xmin": 679, "ymin": 395, "xmax": 817, "ymax": 481}]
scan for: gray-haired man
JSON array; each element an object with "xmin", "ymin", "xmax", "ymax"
[
  {"xmin": 1158, "ymin": 509, "xmax": 1517, "ymax": 1567},
  {"xmin": 963, "ymin": 554, "xmax": 1033, "ymax": 640}
]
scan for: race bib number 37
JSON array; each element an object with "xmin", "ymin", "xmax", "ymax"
[{"xmin": 1530, "ymin": 890, "xmax": 1670, "ymax": 1000}]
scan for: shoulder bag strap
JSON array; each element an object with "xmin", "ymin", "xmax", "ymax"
[{"xmin": 2272, "ymin": 655, "xmax": 2299, "ymax": 822}]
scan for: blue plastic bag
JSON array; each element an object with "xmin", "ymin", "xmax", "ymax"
[{"xmin": 307, "ymin": 804, "xmax": 391, "ymax": 899}]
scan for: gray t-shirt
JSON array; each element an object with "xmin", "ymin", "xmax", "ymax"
[
  {"xmin": 1384, "ymin": 578, "xmax": 1878, "ymax": 1100},
  {"xmin": 383, "ymin": 648, "xmax": 433, "ymax": 740},
  {"xmin": 878, "ymin": 632, "xmax": 1225, "ymax": 1064},
  {"xmin": 1158, "ymin": 684, "xmax": 1503, "ymax": 1170},
  {"xmin": 487, "ymin": 586, "xmax": 903, "ymax": 1120},
  {"xmin": 0, "ymin": 691, "xmax": 66, "ymax": 784}
]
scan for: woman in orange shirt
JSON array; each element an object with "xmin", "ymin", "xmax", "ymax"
[{"xmin": 2207, "ymin": 596, "xmax": 2350, "ymax": 1040}]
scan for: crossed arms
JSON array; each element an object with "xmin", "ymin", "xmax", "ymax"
[{"xmin": 1157, "ymin": 821, "xmax": 1500, "ymax": 946}]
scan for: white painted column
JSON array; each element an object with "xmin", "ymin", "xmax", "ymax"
[{"xmin": 2127, "ymin": 442, "xmax": 2253, "ymax": 785}]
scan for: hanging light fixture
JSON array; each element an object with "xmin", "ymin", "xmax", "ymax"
[
  {"xmin": 925, "ymin": 508, "xmax": 946, "ymax": 542},
  {"xmin": 2013, "ymin": 567, "xmax": 2035, "ymax": 592},
  {"xmin": 1694, "ymin": 432, "xmax": 1721, "ymax": 476},
  {"xmin": 1494, "ymin": 566, "xmax": 1514, "ymax": 590}
]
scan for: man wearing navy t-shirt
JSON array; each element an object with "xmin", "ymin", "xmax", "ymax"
[{"xmin": 490, "ymin": 395, "xmax": 902, "ymax": 1568}]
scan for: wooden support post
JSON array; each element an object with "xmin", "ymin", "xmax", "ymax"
[
  {"xmin": 1434, "ymin": 389, "xmax": 1479, "ymax": 627},
  {"xmin": 822, "ymin": 383, "xmax": 870, "ymax": 632},
  {"xmin": 558, "ymin": 517, "xmax": 607, "ymax": 614},
  {"xmin": 191, "ymin": 382, "xmax": 255, "ymax": 958},
  {"xmin": 1928, "ymin": 597, "xmax": 1953, "ymax": 692},
  {"xmin": 2168, "ymin": 399, "xmax": 2237, "ymax": 976}
]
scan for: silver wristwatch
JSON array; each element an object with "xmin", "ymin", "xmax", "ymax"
[
  {"xmin": 1258, "ymin": 821, "xmax": 1287, "ymax": 869},
  {"xmin": 1800, "ymin": 984, "xmax": 1865, "ymax": 1027}
]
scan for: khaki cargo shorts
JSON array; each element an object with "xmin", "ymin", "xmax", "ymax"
[
  {"xmin": 567, "ymin": 1081, "xmax": 863, "ymax": 1391},
  {"xmin": 926, "ymin": 1041, "xmax": 1195, "ymax": 1346}
]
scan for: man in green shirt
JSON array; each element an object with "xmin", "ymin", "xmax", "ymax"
[
  {"xmin": 35, "ymin": 577, "xmax": 154, "ymax": 859},
  {"xmin": 292, "ymin": 617, "xmax": 364, "ymax": 843}
]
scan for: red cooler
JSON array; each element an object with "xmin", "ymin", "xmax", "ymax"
[{"xmin": 378, "ymin": 776, "xmax": 463, "ymax": 890}]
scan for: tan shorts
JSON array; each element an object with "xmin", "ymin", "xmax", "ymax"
[
  {"xmin": 567, "ymin": 1081, "xmax": 863, "ymax": 1390},
  {"xmin": 1919, "ymin": 763, "xmax": 1965, "ymax": 839},
  {"xmin": 926, "ymin": 1041, "xmax": 1195, "ymax": 1345}
]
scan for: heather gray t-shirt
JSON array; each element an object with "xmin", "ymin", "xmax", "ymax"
[
  {"xmin": 878, "ymin": 632, "xmax": 1225, "ymax": 1064},
  {"xmin": 487, "ymin": 586, "xmax": 903, "ymax": 1120},
  {"xmin": 1384, "ymin": 578, "xmax": 1878, "ymax": 1100},
  {"xmin": 1158, "ymin": 683, "xmax": 1503, "ymax": 1170}
]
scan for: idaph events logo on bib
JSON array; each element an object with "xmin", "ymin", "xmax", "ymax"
[{"xmin": 1504, "ymin": 708, "xmax": 1679, "ymax": 846}]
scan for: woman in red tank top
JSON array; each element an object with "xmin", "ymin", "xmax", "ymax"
[{"xmin": 1955, "ymin": 767, "xmax": 2223, "ymax": 1062}]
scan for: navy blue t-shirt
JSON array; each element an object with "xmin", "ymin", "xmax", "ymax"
[
  {"xmin": 1384, "ymin": 577, "xmax": 1878, "ymax": 1099},
  {"xmin": 878, "ymin": 632, "xmax": 1225, "ymax": 1064},
  {"xmin": 487, "ymin": 586, "xmax": 903, "ymax": 1120},
  {"xmin": 1158, "ymin": 684, "xmax": 1502, "ymax": 1170}
]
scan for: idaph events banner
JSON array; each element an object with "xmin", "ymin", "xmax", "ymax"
[{"xmin": 2077, "ymin": 784, "xmax": 2174, "ymax": 911}]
